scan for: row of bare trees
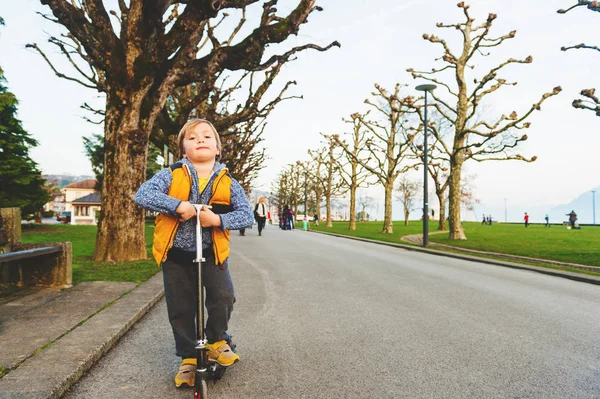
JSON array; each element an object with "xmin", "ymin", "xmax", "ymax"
[
  {"xmin": 28, "ymin": 1, "xmax": 595, "ymax": 262},
  {"xmin": 273, "ymin": 2, "xmax": 565, "ymax": 240}
]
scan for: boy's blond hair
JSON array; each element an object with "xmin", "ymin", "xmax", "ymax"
[{"xmin": 177, "ymin": 119, "xmax": 222, "ymax": 161}]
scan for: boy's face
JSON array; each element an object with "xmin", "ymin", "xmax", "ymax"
[{"xmin": 183, "ymin": 123, "xmax": 219, "ymax": 163}]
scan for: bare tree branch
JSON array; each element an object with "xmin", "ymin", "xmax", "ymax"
[
  {"xmin": 558, "ymin": 1, "xmax": 600, "ymax": 115},
  {"xmin": 25, "ymin": 43, "xmax": 98, "ymax": 89}
]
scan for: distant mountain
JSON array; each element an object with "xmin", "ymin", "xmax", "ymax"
[
  {"xmin": 471, "ymin": 185, "xmax": 599, "ymax": 225},
  {"xmin": 549, "ymin": 185, "xmax": 599, "ymax": 225}
]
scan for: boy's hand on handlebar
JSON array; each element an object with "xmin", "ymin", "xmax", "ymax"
[
  {"xmin": 199, "ymin": 205, "xmax": 221, "ymax": 227},
  {"xmin": 176, "ymin": 201, "xmax": 196, "ymax": 222}
]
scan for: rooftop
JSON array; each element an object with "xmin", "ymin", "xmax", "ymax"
[{"xmin": 64, "ymin": 179, "xmax": 98, "ymax": 190}]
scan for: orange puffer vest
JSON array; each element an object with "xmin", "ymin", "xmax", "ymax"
[{"xmin": 152, "ymin": 164, "xmax": 232, "ymax": 266}]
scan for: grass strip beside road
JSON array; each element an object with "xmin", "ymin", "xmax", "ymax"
[
  {"xmin": 428, "ymin": 222, "xmax": 600, "ymax": 267},
  {"xmin": 20, "ymin": 223, "xmax": 159, "ymax": 285},
  {"xmin": 310, "ymin": 220, "xmax": 600, "ymax": 273},
  {"xmin": 310, "ymin": 220, "xmax": 437, "ymax": 245}
]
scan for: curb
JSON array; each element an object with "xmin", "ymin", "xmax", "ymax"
[
  {"xmin": 309, "ymin": 230, "xmax": 600, "ymax": 286},
  {"xmin": 0, "ymin": 272, "xmax": 165, "ymax": 399}
]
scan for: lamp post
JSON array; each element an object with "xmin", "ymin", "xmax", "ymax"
[
  {"xmin": 593, "ymin": 190, "xmax": 596, "ymax": 225},
  {"xmin": 416, "ymin": 84, "xmax": 437, "ymax": 247}
]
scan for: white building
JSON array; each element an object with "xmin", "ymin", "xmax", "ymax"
[
  {"xmin": 71, "ymin": 192, "xmax": 101, "ymax": 225},
  {"xmin": 63, "ymin": 179, "xmax": 100, "ymax": 225}
]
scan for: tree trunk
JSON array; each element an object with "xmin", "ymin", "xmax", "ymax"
[
  {"xmin": 437, "ymin": 190, "xmax": 447, "ymax": 231},
  {"xmin": 316, "ymin": 192, "xmax": 321, "ymax": 221},
  {"xmin": 325, "ymin": 192, "xmax": 332, "ymax": 227},
  {"xmin": 93, "ymin": 93, "xmax": 149, "ymax": 262},
  {"xmin": 404, "ymin": 208, "xmax": 409, "ymax": 226},
  {"xmin": 448, "ymin": 161, "xmax": 466, "ymax": 240},
  {"xmin": 348, "ymin": 184, "xmax": 357, "ymax": 230},
  {"xmin": 382, "ymin": 183, "xmax": 393, "ymax": 233}
]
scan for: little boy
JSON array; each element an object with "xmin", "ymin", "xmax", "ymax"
[{"xmin": 134, "ymin": 119, "xmax": 253, "ymax": 388}]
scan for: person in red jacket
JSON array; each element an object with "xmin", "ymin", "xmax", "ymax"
[{"xmin": 524, "ymin": 212, "xmax": 530, "ymax": 228}]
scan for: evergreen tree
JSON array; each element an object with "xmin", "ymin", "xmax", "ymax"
[{"xmin": 0, "ymin": 66, "xmax": 50, "ymax": 217}]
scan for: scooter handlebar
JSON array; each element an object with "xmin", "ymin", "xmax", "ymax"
[{"xmin": 192, "ymin": 204, "xmax": 212, "ymax": 212}]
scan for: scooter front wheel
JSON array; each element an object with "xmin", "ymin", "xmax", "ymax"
[{"xmin": 194, "ymin": 379, "xmax": 208, "ymax": 399}]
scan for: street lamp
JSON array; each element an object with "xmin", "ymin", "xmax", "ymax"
[
  {"xmin": 416, "ymin": 83, "xmax": 437, "ymax": 247},
  {"xmin": 593, "ymin": 190, "xmax": 596, "ymax": 225}
]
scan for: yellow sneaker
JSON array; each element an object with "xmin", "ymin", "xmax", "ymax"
[
  {"xmin": 174, "ymin": 358, "xmax": 196, "ymax": 388},
  {"xmin": 206, "ymin": 340, "xmax": 240, "ymax": 366}
]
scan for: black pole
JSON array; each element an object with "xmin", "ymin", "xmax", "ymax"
[
  {"xmin": 593, "ymin": 190, "xmax": 596, "ymax": 225},
  {"xmin": 416, "ymin": 83, "xmax": 436, "ymax": 247},
  {"xmin": 423, "ymin": 91, "xmax": 429, "ymax": 247}
]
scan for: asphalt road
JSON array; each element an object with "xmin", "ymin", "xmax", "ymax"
[{"xmin": 64, "ymin": 226, "xmax": 600, "ymax": 399}]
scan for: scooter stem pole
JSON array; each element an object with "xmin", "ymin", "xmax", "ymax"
[{"xmin": 193, "ymin": 205, "xmax": 207, "ymax": 373}]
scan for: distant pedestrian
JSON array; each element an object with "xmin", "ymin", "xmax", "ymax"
[
  {"xmin": 524, "ymin": 212, "xmax": 530, "ymax": 228},
  {"xmin": 566, "ymin": 210, "xmax": 577, "ymax": 229},
  {"xmin": 544, "ymin": 214, "xmax": 550, "ymax": 227},
  {"xmin": 288, "ymin": 208, "xmax": 295, "ymax": 230},
  {"xmin": 313, "ymin": 213, "xmax": 319, "ymax": 226},
  {"xmin": 482, "ymin": 214, "xmax": 486, "ymax": 225},
  {"xmin": 487, "ymin": 215, "xmax": 492, "ymax": 225},
  {"xmin": 282, "ymin": 205, "xmax": 291, "ymax": 230},
  {"xmin": 254, "ymin": 197, "xmax": 267, "ymax": 236}
]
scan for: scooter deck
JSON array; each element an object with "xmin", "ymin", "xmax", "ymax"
[{"xmin": 208, "ymin": 363, "xmax": 228, "ymax": 381}]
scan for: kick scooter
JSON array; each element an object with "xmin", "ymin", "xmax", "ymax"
[{"xmin": 192, "ymin": 204, "xmax": 231, "ymax": 399}]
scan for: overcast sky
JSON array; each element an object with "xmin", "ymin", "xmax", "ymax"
[{"xmin": 1, "ymin": 0, "xmax": 598, "ymax": 219}]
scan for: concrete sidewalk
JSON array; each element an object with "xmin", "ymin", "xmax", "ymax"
[{"xmin": 0, "ymin": 272, "xmax": 164, "ymax": 399}]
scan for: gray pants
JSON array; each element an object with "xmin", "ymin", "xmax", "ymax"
[{"xmin": 162, "ymin": 255, "xmax": 235, "ymax": 359}]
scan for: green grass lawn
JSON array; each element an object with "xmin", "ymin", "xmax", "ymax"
[
  {"xmin": 310, "ymin": 220, "xmax": 600, "ymax": 268},
  {"xmin": 429, "ymin": 222, "xmax": 600, "ymax": 267},
  {"xmin": 310, "ymin": 219, "xmax": 438, "ymax": 244},
  {"xmin": 20, "ymin": 223, "xmax": 159, "ymax": 285}
]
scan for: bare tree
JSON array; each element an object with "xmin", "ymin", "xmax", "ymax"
[
  {"xmin": 319, "ymin": 135, "xmax": 347, "ymax": 227},
  {"xmin": 408, "ymin": 110, "xmax": 451, "ymax": 230},
  {"xmin": 219, "ymin": 120, "xmax": 267, "ymax": 193},
  {"xmin": 460, "ymin": 173, "xmax": 481, "ymax": 219},
  {"xmin": 332, "ymin": 113, "xmax": 374, "ymax": 230},
  {"xmin": 357, "ymin": 193, "xmax": 374, "ymax": 221},
  {"xmin": 343, "ymin": 84, "xmax": 418, "ymax": 234},
  {"xmin": 395, "ymin": 177, "xmax": 421, "ymax": 226},
  {"xmin": 278, "ymin": 163, "xmax": 304, "ymax": 215},
  {"xmin": 29, "ymin": 1, "xmax": 339, "ymax": 262},
  {"xmin": 408, "ymin": 2, "xmax": 561, "ymax": 240},
  {"xmin": 558, "ymin": 1, "xmax": 600, "ymax": 116},
  {"xmin": 306, "ymin": 146, "xmax": 328, "ymax": 221}
]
